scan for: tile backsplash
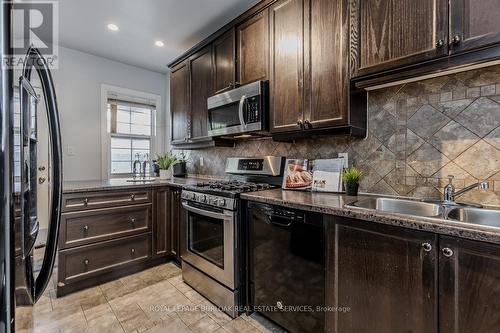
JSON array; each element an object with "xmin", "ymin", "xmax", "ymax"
[{"xmin": 174, "ymin": 65, "xmax": 500, "ymax": 207}]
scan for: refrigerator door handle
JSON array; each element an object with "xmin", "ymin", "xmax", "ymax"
[{"xmin": 22, "ymin": 47, "xmax": 63, "ymax": 302}]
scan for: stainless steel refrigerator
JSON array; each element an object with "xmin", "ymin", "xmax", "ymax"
[{"xmin": 1, "ymin": 2, "xmax": 63, "ymax": 332}]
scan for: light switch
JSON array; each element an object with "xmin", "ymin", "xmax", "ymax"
[{"xmin": 67, "ymin": 145, "xmax": 76, "ymax": 156}]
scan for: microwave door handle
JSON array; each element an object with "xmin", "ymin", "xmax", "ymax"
[{"xmin": 238, "ymin": 95, "xmax": 247, "ymax": 128}]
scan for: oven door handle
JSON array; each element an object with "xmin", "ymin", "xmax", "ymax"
[
  {"xmin": 238, "ymin": 94, "xmax": 247, "ymax": 128},
  {"xmin": 182, "ymin": 202, "xmax": 232, "ymax": 220}
]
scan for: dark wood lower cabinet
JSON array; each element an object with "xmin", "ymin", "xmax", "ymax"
[
  {"xmin": 325, "ymin": 216, "xmax": 438, "ymax": 333},
  {"xmin": 325, "ymin": 215, "xmax": 500, "ymax": 333},
  {"xmin": 58, "ymin": 186, "xmax": 183, "ymax": 296},
  {"xmin": 169, "ymin": 187, "xmax": 183, "ymax": 264},
  {"xmin": 153, "ymin": 187, "xmax": 171, "ymax": 258},
  {"xmin": 439, "ymin": 236, "xmax": 500, "ymax": 333}
]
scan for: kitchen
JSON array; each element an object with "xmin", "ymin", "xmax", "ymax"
[{"xmin": 1, "ymin": 0, "xmax": 500, "ymax": 332}]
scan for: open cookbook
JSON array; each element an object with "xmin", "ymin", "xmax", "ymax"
[{"xmin": 282, "ymin": 158, "xmax": 346, "ymax": 192}]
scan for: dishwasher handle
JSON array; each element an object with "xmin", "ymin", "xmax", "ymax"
[{"xmin": 267, "ymin": 215, "xmax": 293, "ymax": 228}]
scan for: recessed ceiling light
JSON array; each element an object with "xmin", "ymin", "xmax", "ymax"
[
  {"xmin": 155, "ymin": 40, "xmax": 164, "ymax": 47},
  {"xmin": 107, "ymin": 23, "xmax": 119, "ymax": 31}
]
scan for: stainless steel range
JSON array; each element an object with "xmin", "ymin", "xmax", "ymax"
[{"xmin": 180, "ymin": 156, "xmax": 285, "ymax": 317}]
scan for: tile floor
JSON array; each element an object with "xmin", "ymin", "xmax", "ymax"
[{"xmin": 15, "ymin": 262, "xmax": 285, "ymax": 333}]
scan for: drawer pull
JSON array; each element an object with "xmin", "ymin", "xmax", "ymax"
[
  {"xmin": 130, "ymin": 217, "xmax": 136, "ymax": 226},
  {"xmin": 83, "ymin": 259, "xmax": 89, "ymax": 266},
  {"xmin": 422, "ymin": 242, "xmax": 432, "ymax": 252},
  {"xmin": 83, "ymin": 198, "xmax": 89, "ymax": 206},
  {"xmin": 131, "ymin": 194, "xmax": 135, "ymax": 201},
  {"xmin": 131, "ymin": 248, "xmax": 136, "ymax": 255},
  {"xmin": 83, "ymin": 225, "xmax": 89, "ymax": 232},
  {"xmin": 442, "ymin": 248, "xmax": 454, "ymax": 257}
]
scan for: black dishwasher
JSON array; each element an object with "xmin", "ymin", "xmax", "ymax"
[{"xmin": 248, "ymin": 202, "xmax": 325, "ymax": 333}]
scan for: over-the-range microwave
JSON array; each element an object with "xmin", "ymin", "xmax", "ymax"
[{"xmin": 207, "ymin": 80, "xmax": 268, "ymax": 137}]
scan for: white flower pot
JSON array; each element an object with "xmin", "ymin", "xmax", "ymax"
[{"xmin": 159, "ymin": 169, "xmax": 172, "ymax": 180}]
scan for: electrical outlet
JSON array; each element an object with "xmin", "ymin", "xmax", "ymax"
[
  {"xmin": 200, "ymin": 157, "xmax": 204, "ymax": 167},
  {"xmin": 67, "ymin": 145, "xmax": 76, "ymax": 156}
]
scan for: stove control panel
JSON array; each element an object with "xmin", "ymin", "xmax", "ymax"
[{"xmin": 181, "ymin": 190, "xmax": 235, "ymax": 210}]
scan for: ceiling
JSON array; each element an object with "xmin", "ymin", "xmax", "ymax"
[{"xmin": 52, "ymin": 0, "xmax": 260, "ymax": 73}]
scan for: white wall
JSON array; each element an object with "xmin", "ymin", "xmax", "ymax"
[{"xmin": 51, "ymin": 46, "xmax": 168, "ymax": 181}]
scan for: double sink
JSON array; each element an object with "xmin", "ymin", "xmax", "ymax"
[{"xmin": 348, "ymin": 197, "xmax": 500, "ymax": 229}]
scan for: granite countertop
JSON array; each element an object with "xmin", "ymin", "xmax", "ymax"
[
  {"xmin": 241, "ymin": 189, "xmax": 500, "ymax": 245},
  {"xmin": 63, "ymin": 177, "xmax": 214, "ymax": 194}
]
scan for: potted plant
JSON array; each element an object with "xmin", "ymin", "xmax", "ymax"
[
  {"xmin": 172, "ymin": 152, "xmax": 188, "ymax": 177},
  {"xmin": 156, "ymin": 153, "xmax": 178, "ymax": 180},
  {"xmin": 342, "ymin": 166, "xmax": 362, "ymax": 196}
]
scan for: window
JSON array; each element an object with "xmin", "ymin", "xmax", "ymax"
[{"xmin": 107, "ymin": 99, "xmax": 156, "ymax": 175}]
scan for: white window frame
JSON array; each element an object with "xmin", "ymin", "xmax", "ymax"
[{"xmin": 100, "ymin": 84, "xmax": 162, "ymax": 179}]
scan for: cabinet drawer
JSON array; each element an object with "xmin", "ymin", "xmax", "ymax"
[
  {"xmin": 59, "ymin": 233, "xmax": 151, "ymax": 284},
  {"xmin": 62, "ymin": 189, "xmax": 151, "ymax": 212},
  {"xmin": 60, "ymin": 204, "xmax": 151, "ymax": 249}
]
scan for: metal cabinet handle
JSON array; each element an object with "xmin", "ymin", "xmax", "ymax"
[
  {"xmin": 130, "ymin": 194, "xmax": 135, "ymax": 201},
  {"xmin": 130, "ymin": 218, "xmax": 136, "ymax": 227},
  {"xmin": 436, "ymin": 39, "xmax": 445, "ymax": 48},
  {"xmin": 131, "ymin": 248, "xmax": 136, "ymax": 254},
  {"xmin": 452, "ymin": 35, "xmax": 461, "ymax": 45},
  {"xmin": 442, "ymin": 248, "xmax": 454, "ymax": 257},
  {"xmin": 83, "ymin": 225, "xmax": 89, "ymax": 232},
  {"xmin": 422, "ymin": 242, "xmax": 432, "ymax": 252},
  {"xmin": 83, "ymin": 259, "xmax": 89, "ymax": 266},
  {"xmin": 83, "ymin": 198, "xmax": 89, "ymax": 206}
]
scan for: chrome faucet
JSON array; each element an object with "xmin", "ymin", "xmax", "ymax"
[
  {"xmin": 132, "ymin": 153, "xmax": 142, "ymax": 179},
  {"xmin": 142, "ymin": 153, "xmax": 151, "ymax": 178},
  {"xmin": 443, "ymin": 175, "xmax": 489, "ymax": 202}
]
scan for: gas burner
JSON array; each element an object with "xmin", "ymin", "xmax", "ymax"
[{"xmin": 185, "ymin": 180, "xmax": 275, "ymax": 198}]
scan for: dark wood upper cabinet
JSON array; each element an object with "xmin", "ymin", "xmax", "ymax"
[
  {"xmin": 170, "ymin": 61, "xmax": 190, "ymax": 143},
  {"xmin": 189, "ymin": 46, "xmax": 213, "ymax": 140},
  {"xmin": 439, "ymin": 236, "xmax": 500, "ymax": 333},
  {"xmin": 326, "ymin": 216, "xmax": 438, "ymax": 333},
  {"xmin": 450, "ymin": 0, "xmax": 500, "ymax": 54},
  {"xmin": 303, "ymin": 0, "xmax": 349, "ymax": 129},
  {"xmin": 236, "ymin": 8, "xmax": 270, "ymax": 85},
  {"xmin": 269, "ymin": 0, "xmax": 304, "ymax": 133},
  {"xmin": 213, "ymin": 29, "xmax": 236, "ymax": 94},
  {"xmin": 352, "ymin": 0, "xmax": 449, "ymax": 77}
]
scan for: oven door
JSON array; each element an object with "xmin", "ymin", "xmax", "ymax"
[{"xmin": 181, "ymin": 201, "xmax": 236, "ymax": 289}]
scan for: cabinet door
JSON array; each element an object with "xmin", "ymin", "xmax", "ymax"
[
  {"xmin": 169, "ymin": 188, "xmax": 182, "ymax": 263},
  {"xmin": 236, "ymin": 9, "xmax": 269, "ymax": 85},
  {"xmin": 170, "ymin": 61, "xmax": 190, "ymax": 143},
  {"xmin": 303, "ymin": 0, "xmax": 348, "ymax": 129},
  {"xmin": 213, "ymin": 29, "xmax": 236, "ymax": 94},
  {"xmin": 450, "ymin": 0, "xmax": 500, "ymax": 54},
  {"xmin": 439, "ymin": 236, "xmax": 500, "ymax": 333},
  {"xmin": 153, "ymin": 188, "xmax": 170, "ymax": 258},
  {"xmin": 354, "ymin": 0, "xmax": 448, "ymax": 77},
  {"xmin": 326, "ymin": 216, "xmax": 438, "ymax": 333},
  {"xmin": 269, "ymin": 0, "xmax": 304, "ymax": 133},
  {"xmin": 189, "ymin": 46, "xmax": 213, "ymax": 140}
]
